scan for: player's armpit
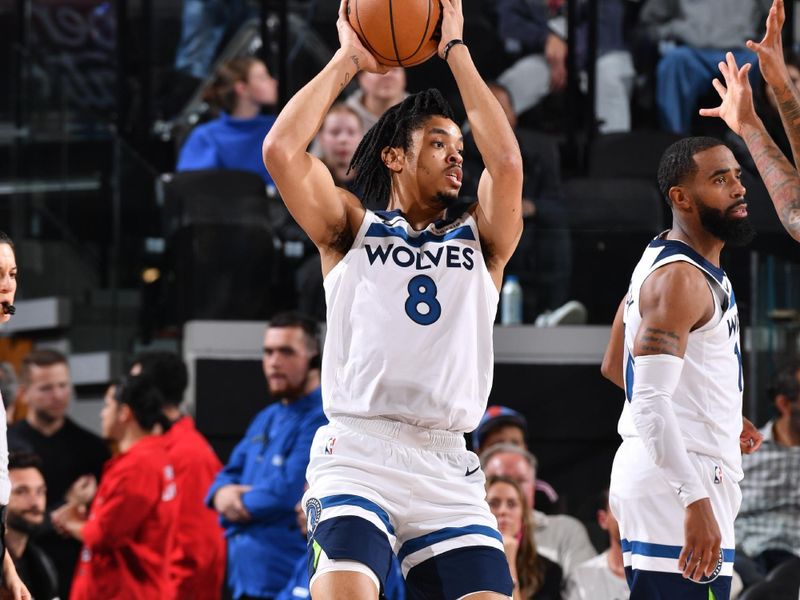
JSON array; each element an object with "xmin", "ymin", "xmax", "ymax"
[{"xmin": 634, "ymin": 262, "xmax": 714, "ymax": 359}]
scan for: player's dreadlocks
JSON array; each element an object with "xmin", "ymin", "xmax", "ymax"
[{"xmin": 349, "ymin": 89, "xmax": 455, "ymax": 207}]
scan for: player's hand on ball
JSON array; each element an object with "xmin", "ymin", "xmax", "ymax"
[
  {"xmin": 679, "ymin": 498, "xmax": 722, "ymax": 581},
  {"xmin": 438, "ymin": 0, "xmax": 465, "ymax": 59},
  {"xmin": 337, "ymin": 0, "xmax": 388, "ymax": 74}
]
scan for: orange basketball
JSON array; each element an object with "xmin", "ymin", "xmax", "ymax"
[{"xmin": 347, "ymin": 0, "xmax": 441, "ymax": 67}]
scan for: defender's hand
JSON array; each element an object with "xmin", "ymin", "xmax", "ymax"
[
  {"xmin": 747, "ymin": 0, "xmax": 792, "ymax": 90},
  {"xmin": 679, "ymin": 498, "xmax": 722, "ymax": 581},
  {"xmin": 438, "ymin": 0, "xmax": 465, "ymax": 59},
  {"xmin": 337, "ymin": 0, "xmax": 388, "ymax": 74},
  {"xmin": 699, "ymin": 52, "xmax": 758, "ymax": 136}
]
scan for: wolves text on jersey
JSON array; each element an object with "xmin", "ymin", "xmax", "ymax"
[{"xmin": 364, "ymin": 243, "xmax": 475, "ymax": 271}]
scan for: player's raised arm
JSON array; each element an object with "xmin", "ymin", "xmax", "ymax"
[
  {"xmin": 632, "ymin": 263, "xmax": 722, "ymax": 581},
  {"xmin": 439, "ymin": 0, "xmax": 523, "ymax": 281},
  {"xmin": 701, "ymin": 48, "xmax": 800, "ymax": 242},
  {"xmin": 262, "ymin": 0, "xmax": 386, "ymax": 257}
]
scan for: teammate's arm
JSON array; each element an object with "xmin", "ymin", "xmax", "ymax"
[
  {"xmin": 700, "ymin": 51, "xmax": 800, "ymax": 242},
  {"xmin": 262, "ymin": 0, "xmax": 383, "ymax": 264},
  {"xmin": 440, "ymin": 0, "xmax": 523, "ymax": 285},
  {"xmin": 633, "ymin": 263, "xmax": 721, "ymax": 581},
  {"xmin": 601, "ymin": 295, "xmax": 626, "ymax": 389}
]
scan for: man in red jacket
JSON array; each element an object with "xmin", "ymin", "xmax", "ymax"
[
  {"xmin": 52, "ymin": 375, "xmax": 178, "ymax": 600},
  {"xmin": 131, "ymin": 351, "xmax": 226, "ymax": 599}
]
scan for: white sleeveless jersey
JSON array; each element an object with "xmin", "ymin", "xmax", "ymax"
[
  {"xmin": 322, "ymin": 208, "xmax": 499, "ymax": 432},
  {"xmin": 619, "ymin": 236, "xmax": 744, "ymax": 481}
]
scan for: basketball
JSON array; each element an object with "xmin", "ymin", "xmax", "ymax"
[{"xmin": 347, "ymin": 0, "xmax": 441, "ymax": 67}]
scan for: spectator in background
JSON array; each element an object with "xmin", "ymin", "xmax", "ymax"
[
  {"xmin": 130, "ymin": 351, "xmax": 226, "ymax": 600},
  {"xmin": 487, "ymin": 475, "xmax": 563, "ymax": 599},
  {"xmin": 0, "ymin": 362, "xmax": 18, "ymax": 424},
  {"xmin": 495, "ymin": 0, "xmax": 634, "ymax": 133},
  {"xmin": 52, "ymin": 376, "xmax": 178, "ymax": 600},
  {"xmin": 564, "ymin": 490, "xmax": 628, "ymax": 600},
  {"xmin": 345, "ymin": 67, "xmax": 408, "ymax": 132},
  {"xmin": 735, "ymin": 361, "xmax": 800, "ymax": 588},
  {"xmin": 8, "ymin": 349, "xmax": 110, "ymax": 599},
  {"xmin": 638, "ymin": 0, "xmax": 769, "ymax": 134},
  {"xmin": 461, "ymin": 84, "xmax": 584, "ymax": 325},
  {"xmin": 473, "ymin": 405, "xmax": 561, "ymax": 512},
  {"xmin": 316, "ymin": 103, "xmax": 364, "ymax": 191},
  {"xmin": 6, "ymin": 452, "xmax": 58, "ymax": 600},
  {"xmin": 482, "ymin": 444, "xmax": 597, "ymax": 577},
  {"xmin": 177, "ymin": 56, "xmax": 278, "ymax": 188},
  {"xmin": 207, "ymin": 312, "xmax": 327, "ymax": 600}
]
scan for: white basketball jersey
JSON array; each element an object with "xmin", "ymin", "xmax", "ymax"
[
  {"xmin": 322, "ymin": 208, "xmax": 498, "ymax": 432},
  {"xmin": 619, "ymin": 236, "xmax": 744, "ymax": 481}
]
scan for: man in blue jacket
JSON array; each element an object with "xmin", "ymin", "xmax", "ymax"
[{"xmin": 207, "ymin": 312, "xmax": 327, "ymax": 600}]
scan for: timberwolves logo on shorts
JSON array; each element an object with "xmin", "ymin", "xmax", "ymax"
[
  {"xmin": 305, "ymin": 497, "xmax": 322, "ymax": 536},
  {"xmin": 690, "ymin": 549, "xmax": 724, "ymax": 584}
]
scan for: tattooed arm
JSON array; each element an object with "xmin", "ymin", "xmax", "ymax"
[
  {"xmin": 263, "ymin": 0, "xmax": 384, "ymax": 270},
  {"xmin": 700, "ymin": 51, "xmax": 800, "ymax": 242}
]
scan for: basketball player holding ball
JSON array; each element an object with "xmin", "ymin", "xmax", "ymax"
[{"xmin": 262, "ymin": 0, "xmax": 522, "ymax": 597}]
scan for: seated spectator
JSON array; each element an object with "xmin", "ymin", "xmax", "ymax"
[
  {"xmin": 734, "ymin": 361, "xmax": 800, "ymax": 588},
  {"xmin": 495, "ymin": 0, "xmax": 634, "ymax": 133},
  {"xmin": 345, "ymin": 67, "xmax": 408, "ymax": 133},
  {"xmin": 130, "ymin": 351, "xmax": 226, "ymax": 600},
  {"xmin": 638, "ymin": 0, "xmax": 768, "ymax": 134},
  {"xmin": 8, "ymin": 349, "xmax": 110, "ymax": 599},
  {"xmin": 482, "ymin": 444, "xmax": 596, "ymax": 577},
  {"xmin": 206, "ymin": 312, "xmax": 327, "ymax": 600},
  {"xmin": 276, "ymin": 487, "xmax": 406, "ymax": 600},
  {"xmin": 487, "ymin": 475, "xmax": 563, "ymax": 599},
  {"xmin": 473, "ymin": 405, "xmax": 561, "ymax": 513},
  {"xmin": 6, "ymin": 452, "xmax": 58, "ymax": 600},
  {"xmin": 177, "ymin": 56, "xmax": 278, "ymax": 188},
  {"xmin": 564, "ymin": 490, "xmax": 628, "ymax": 600},
  {"xmin": 52, "ymin": 375, "xmax": 178, "ymax": 600}
]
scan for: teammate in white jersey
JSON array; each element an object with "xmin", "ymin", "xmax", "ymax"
[
  {"xmin": 599, "ymin": 136, "xmax": 761, "ymax": 600},
  {"xmin": 262, "ymin": 0, "xmax": 523, "ymax": 597}
]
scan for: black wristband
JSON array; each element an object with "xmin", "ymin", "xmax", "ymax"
[{"xmin": 443, "ymin": 39, "xmax": 466, "ymax": 61}]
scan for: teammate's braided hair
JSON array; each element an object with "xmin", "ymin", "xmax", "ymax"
[{"xmin": 349, "ymin": 89, "xmax": 455, "ymax": 206}]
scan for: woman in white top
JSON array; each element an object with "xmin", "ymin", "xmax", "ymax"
[{"xmin": 0, "ymin": 230, "xmax": 32, "ymax": 599}]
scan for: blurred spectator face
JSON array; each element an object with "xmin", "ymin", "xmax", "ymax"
[
  {"xmin": 778, "ymin": 367, "xmax": 800, "ymax": 440},
  {"xmin": 487, "ymin": 479, "xmax": 524, "ymax": 539},
  {"xmin": 23, "ymin": 362, "xmax": 72, "ymax": 424},
  {"xmin": 488, "ymin": 84, "xmax": 517, "ymax": 129},
  {"xmin": 262, "ymin": 326, "xmax": 316, "ymax": 400},
  {"xmin": 0, "ymin": 243, "xmax": 17, "ymax": 325},
  {"xmin": 481, "ymin": 425, "xmax": 526, "ymax": 452},
  {"xmin": 8, "ymin": 467, "xmax": 46, "ymax": 534},
  {"xmin": 319, "ymin": 109, "xmax": 363, "ymax": 170},
  {"xmin": 241, "ymin": 60, "xmax": 278, "ymax": 107},
  {"xmin": 483, "ymin": 451, "xmax": 536, "ymax": 509},
  {"xmin": 100, "ymin": 384, "xmax": 124, "ymax": 442},
  {"xmin": 359, "ymin": 68, "xmax": 406, "ymax": 104}
]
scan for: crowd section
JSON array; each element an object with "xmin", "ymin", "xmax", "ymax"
[{"xmin": 0, "ymin": 340, "xmax": 797, "ymax": 600}]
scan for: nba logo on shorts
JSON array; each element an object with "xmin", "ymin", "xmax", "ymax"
[
  {"xmin": 324, "ymin": 436, "xmax": 337, "ymax": 455},
  {"xmin": 306, "ymin": 497, "xmax": 322, "ymax": 536},
  {"xmin": 714, "ymin": 465, "xmax": 723, "ymax": 484}
]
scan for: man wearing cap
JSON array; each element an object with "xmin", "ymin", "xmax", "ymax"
[{"xmin": 472, "ymin": 406, "xmax": 528, "ymax": 454}]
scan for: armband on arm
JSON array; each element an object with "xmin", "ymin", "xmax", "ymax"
[{"xmin": 630, "ymin": 354, "xmax": 708, "ymax": 507}]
